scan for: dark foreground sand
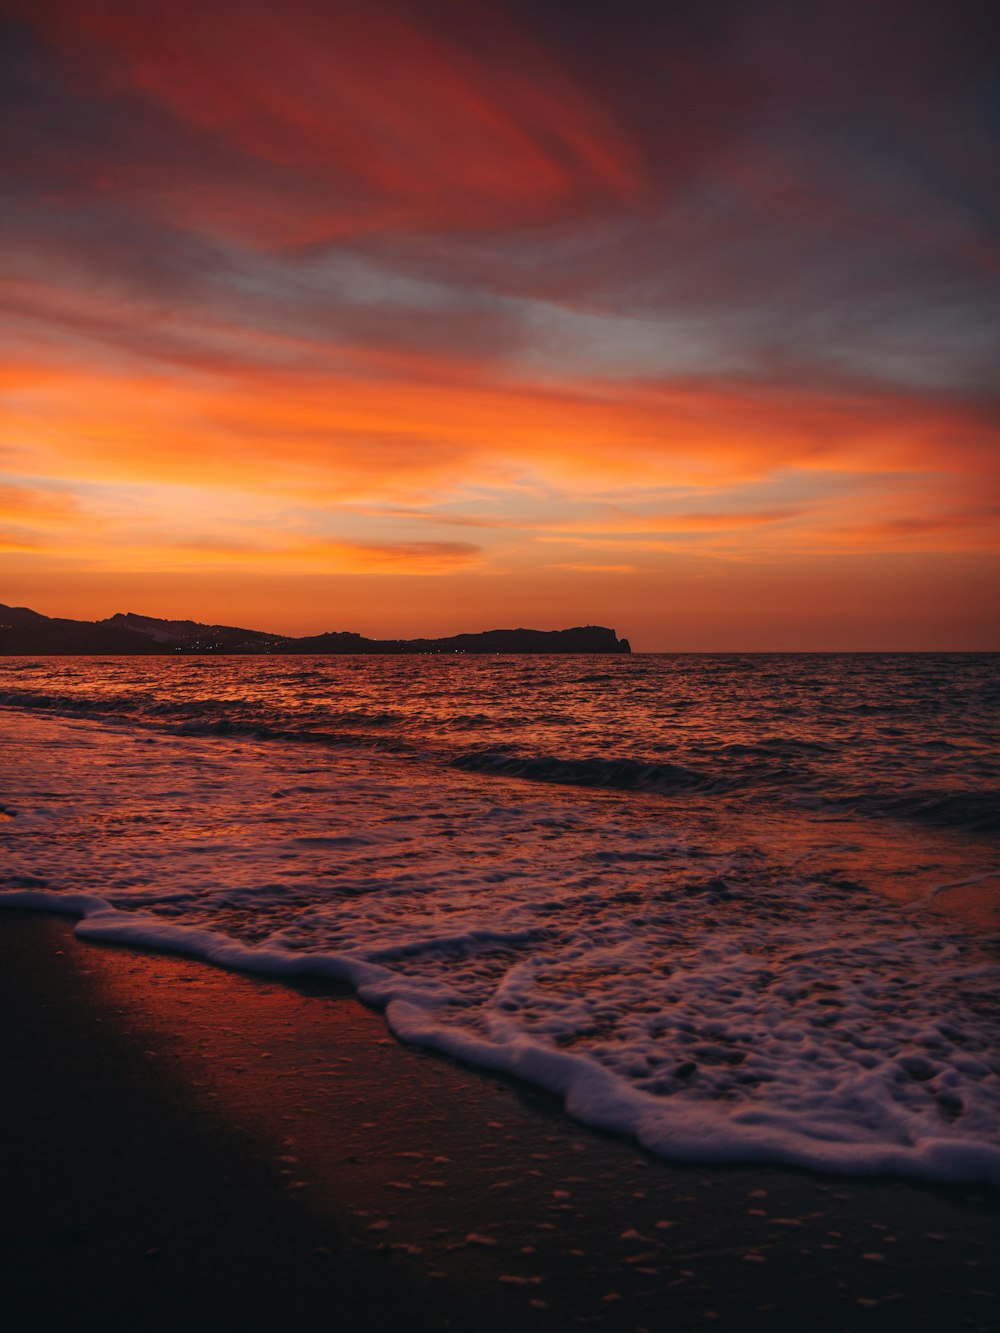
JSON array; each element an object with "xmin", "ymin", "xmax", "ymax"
[{"xmin": 2, "ymin": 911, "xmax": 997, "ymax": 1333}]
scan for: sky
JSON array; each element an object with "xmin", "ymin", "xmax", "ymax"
[{"xmin": 1, "ymin": 0, "xmax": 998, "ymax": 649}]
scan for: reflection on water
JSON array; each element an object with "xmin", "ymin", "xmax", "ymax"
[
  {"xmin": 1, "ymin": 653, "xmax": 998, "ymax": 1183},
  {"xmin": 1, "ymin": 652, "xmax": 997, "ymax": 836}
]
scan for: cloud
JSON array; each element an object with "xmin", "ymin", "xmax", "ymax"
[
  {"xmin": 4, "ymin": 334, "xmax": 997, "ymax": 540},
  {"xmin": 542, "ymin": 508, "xmax": 803, "ymax": 536},
  {"xmin": 123, "ymin": 536, "xmax": 483, "ymax": 576},
  {"xmin": 547, "ymin": 562, "xmax": 637, "ymax": 573},
  {"xmin": 0, "ymin": 479, "xmax": 87, "ymax": 552},
  {"xmin": 0, "ymin": 480, "xmax": 79, "ymax": 522},
  {"xmin": 4, "ymin": 0, "xmax": 997, "ymax": 406},
  {"xmin": 1, "ymin": 0, "xmax": 997, "ymax": 645},
  {"xmin": 14, "ymin": 0, "xmax": 642, "ymax": 246},
  {"xmin": 0, "ymin": 474, "xmax": 487, "ymax": 575}
]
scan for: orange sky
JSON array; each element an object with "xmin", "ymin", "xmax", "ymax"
[{"xmin": 2, "ymin": 0, "xmax": 998, "ymax": 648}]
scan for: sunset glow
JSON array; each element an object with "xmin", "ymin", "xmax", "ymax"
[{"xmin": 2, "ymin": 0, "xmax": 997, "ymax": 647}]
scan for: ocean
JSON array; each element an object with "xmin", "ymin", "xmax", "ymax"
[{"xmin": 2, "ymin": 652, "xmax": 998, "ymax": 1184}]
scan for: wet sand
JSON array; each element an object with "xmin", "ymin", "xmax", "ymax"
[{"xmin": 2, "ymin": 909, "xmax": 997, "ymax": 1332}]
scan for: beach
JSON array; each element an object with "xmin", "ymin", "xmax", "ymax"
[
  {"xmin": 3, "ymin": 908, "xmax": 998, "ymax": 1332},
  {"xmin": 2, "ymin": 652, "xmax": 999, "ymax": 1329},
  {"xmin": 5, "ymin": 0, "xmax": 996, "ymax": 1320}
]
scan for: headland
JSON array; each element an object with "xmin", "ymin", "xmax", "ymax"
[{"xmin": 0, "ymin": 605, "xmax": 630, "ymax": 655}]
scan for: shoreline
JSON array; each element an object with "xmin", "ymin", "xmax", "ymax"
[{"xmin": 2, "ymin": 909, "xmax": 998, "ymax": 1331}]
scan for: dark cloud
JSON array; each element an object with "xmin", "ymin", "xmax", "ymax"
[{"xmin": 2, "ymin": 0, "xmax": 997, "ymax": 400}]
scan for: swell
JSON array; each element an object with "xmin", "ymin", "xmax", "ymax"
[
  {"xmin": 452, "ymin": 749, "xmax": 721, "ymax": 793},
  {"xmin": 832, "ymin": 787, "xmax": 1000, "ymax": 837},
  {"xmin": 3, "ymin": 688, "xmax": 997, "ymax": 838},
  {"xmin": 0, "ymin": 687, "xmax": 142, "ymax": 717},
  {"xmin": 0, "ymin": 689, "xmax": 416, "ymax": 757},
  {"xmin": 452, "ymin": 749, "xmax": 999, "ymax": 837}
]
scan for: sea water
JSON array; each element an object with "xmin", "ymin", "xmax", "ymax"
[{"xmin": 1, "ymin": 653, "xmax": 998, "ymax": 1183}]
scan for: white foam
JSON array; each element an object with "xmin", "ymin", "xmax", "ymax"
[
  {"xmin": 2, "ymin": 705, "xmax": 999, "ymax": 1186},
  {"xmin": 3, "ymin": 878, "xmax": 999, "ymax": 1185}
]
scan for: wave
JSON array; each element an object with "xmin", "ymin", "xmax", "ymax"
[
  {"xmin": 453, "ymin": 750, "xmax": 717, "ymax": 792},
  {"xmin": 3, "ymin": 685, "xmax": 997, "ymax": 837},
  {"xmin": 0, "ymin": 687, "xmax": 140, "ymax": 717},
  {"xmin": 841, "ymin": 788, "xmax": 1000, "ymax": 837},
  {"xmin": 0, "ymin": 689, "xmax": 415, "ymax": 755},
  {"xmin": 3, "ymin": 670, "xmax": 1000, "ymax": 1189},
  {"xmin": 453, "ymin": 749, "xmax": 999, "ymax": 838},
  {"xmin": 2, "ymin": 887, "xmax": 999, "ymax": 1188}
]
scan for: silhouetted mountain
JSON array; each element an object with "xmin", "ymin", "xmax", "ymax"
[
  {"xmin": 0, "ymin": 605, "xmax": 631, "ymax": 655},
  {"xmin": 288, "ymin": 626, "xmax": 631, "ymax": 654},
  {"xmin": 99, "ymin": 612, "xmax": 283, "ymax": 653},
  {"xmin": 0, "ymin": 604, "xmax": 160, "ymax": 655}
]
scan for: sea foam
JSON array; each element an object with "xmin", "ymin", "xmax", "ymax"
[
  {"xmin": 2, "ymin": 879, "xmax": 1000, "ymax": 1185},
  {"xmin": 2, "ymin": 656, "xmax": 999, "ymax": 1186}
]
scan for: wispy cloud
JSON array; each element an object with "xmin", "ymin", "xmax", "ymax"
[
  {"xmin": 1, "ymin": 0, "xmax": 997, "ymax": 644},
  {"xmin": 547, "ymin": 562, "xmax": 637, "ymax": 574}
]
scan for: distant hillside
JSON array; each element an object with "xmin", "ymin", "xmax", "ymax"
[
  {"xmin": 100, "ymin": 612, "xmax": 282, "ymax": 652},
  {"xmin": 0, "ymin": 604, "xmax": 160, "ymax": 655},
  {"xmin": 0, "ymin": 605, "xmax": 631, "ymax": 655},
  {"xmin": 289, "ymin": 625, "xmax": 630, "ymax": 654}
]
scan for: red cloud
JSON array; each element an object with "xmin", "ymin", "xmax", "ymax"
[{"xmin": 27, "ymin": 0, "xmax": 643, "ymax": 244}]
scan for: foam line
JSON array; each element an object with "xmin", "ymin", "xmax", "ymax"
[{"xmin": 4, "ymin": 889, "xmax": 999, "ymax": 1188}]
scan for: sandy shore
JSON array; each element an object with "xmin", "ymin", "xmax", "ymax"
[{"xmin": 1, "ymin": 909, "xmax": 997, "ymax": 1332}]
